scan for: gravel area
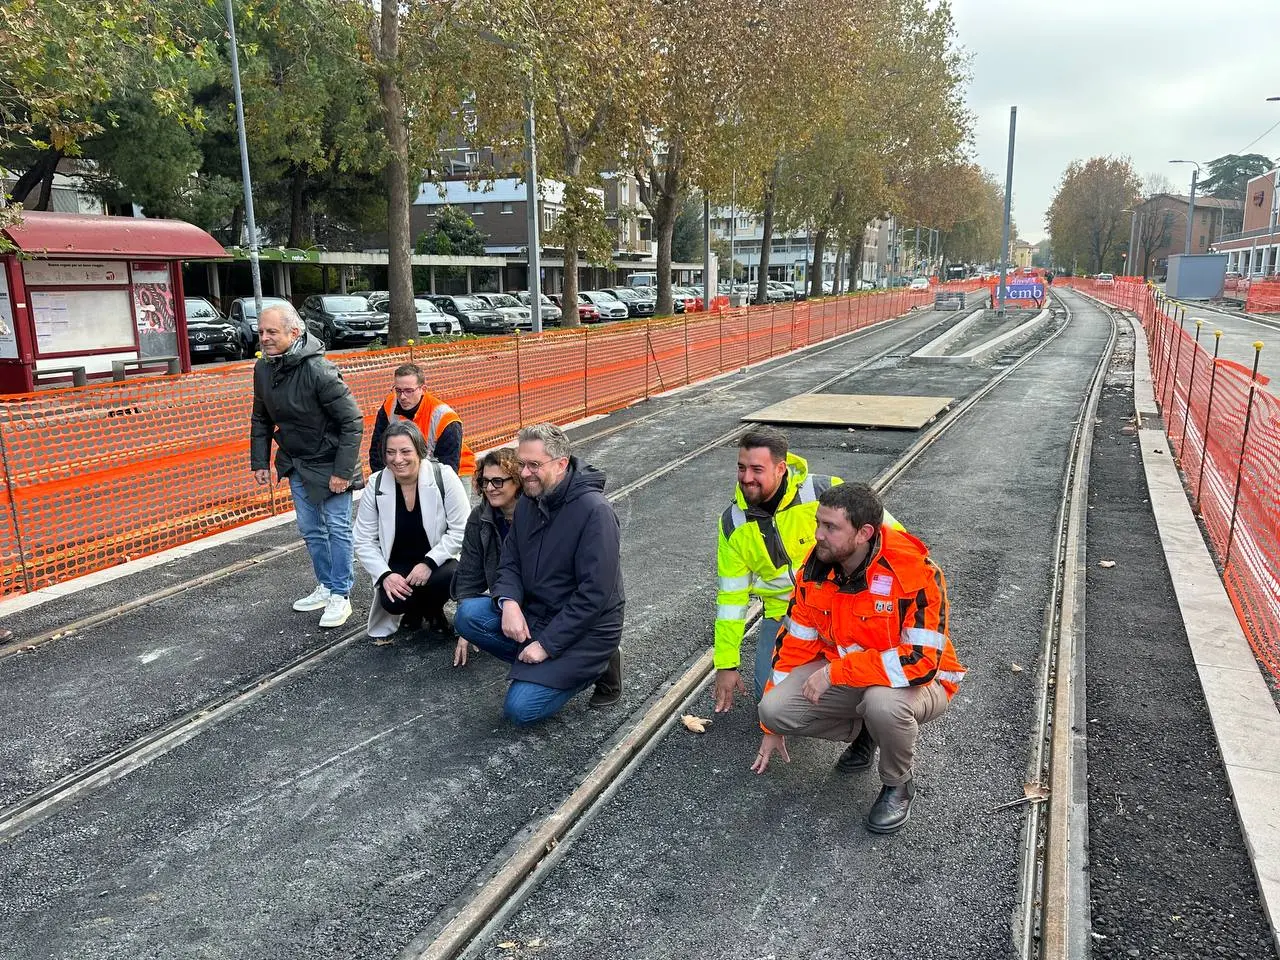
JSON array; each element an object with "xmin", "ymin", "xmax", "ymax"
[{"xmin": 1083, "ymin": 316, "xmax": 1277, "ymax": 960}]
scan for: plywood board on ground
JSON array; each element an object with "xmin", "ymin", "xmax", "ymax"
[{"xmin": 742, "ymin": 394, "xmax": 953, "ymax": 430}]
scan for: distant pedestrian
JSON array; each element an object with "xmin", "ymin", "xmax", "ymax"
[
  {"xmin": 752, "ymin": 482, "xmax": 965, "ymax": 835},
  {"xmin": 251, "ymin": 303, "xmax": 364, "ymax": 628},
  {"xmin": 457, "ymin": 423, "xmax": 624, "ymax": 725},
  {"xmin": 354, "ymin": 421, "xmax": 470, "ymax": 641},
  {"xmin": 369, "ymin": 363, "xmax": 475, "ymax": 477}
]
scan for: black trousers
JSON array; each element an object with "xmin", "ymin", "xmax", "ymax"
[{"xmin": 379, "ymin": 558, "xmax": 458, "ymax": 621}]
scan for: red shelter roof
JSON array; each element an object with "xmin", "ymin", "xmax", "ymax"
[{"xmin": 2, "ymin": 211, "xmax": 227, "ymax": 260}]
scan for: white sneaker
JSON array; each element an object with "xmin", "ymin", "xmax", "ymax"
[
  {"xmin": 293, "ymin": 585, "xmax": 331, "ymax": 612},
  {"xmin": 318, "ymin": 594, "xmax": 352, "ymax": 628}
]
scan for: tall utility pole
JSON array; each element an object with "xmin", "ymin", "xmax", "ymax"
[
  {"xmin": 1170, "ymin": 160, "xmax": 1201, "ymax": 257},
  {"xmin": 997, "ymin": 106, "xmax": 1017, "ymax": 314},
  {"xmin": 523, "ymin": 92, "xmax": 543, "ymax": 333},
  {"xmin": 1124, "ymin": 209, "xmax": 1138, "ymax": 276},
  {"xmin": 224, "ymin": 0, "xmax": 262, "ymax": 315}
]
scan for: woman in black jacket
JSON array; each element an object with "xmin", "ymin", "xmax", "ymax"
[{"xmin": 451, "ymin": 447, "xmax": 521, "ymax": 666}]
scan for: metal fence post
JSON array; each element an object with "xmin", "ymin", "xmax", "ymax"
[
  {"xmin": 1162, "ymin": 309, "xmax": 1187, "ymax": 421},
  {"xmin": 644, "ymin": 318, "xmax": 651, "ymax": 399},
  {"xmin": 1177, "ymin": 319, "xmax": 1204, "ymax": 453},
  {"xmin": 1194, "ymin": 330, "xmax": 1223, "ymax": 512},
  {"xmin": 746, "ymin": 306, "xmax": 752, "ymax": 366},
  {"xmin": 583, "ymin": 327, "xmax": 590, "ymax": 418},
  {"xmin": 718, "ymin": 308, "xmax": 723, "ymax": 372},
  {"xmin": 1225, "ymin": 341, "xmax": 1264, "ymax": 570},
  {"xmin": 0, "ymin": 427, "xmax": 32, "ymax": 593},
  {"xmin": 514, "ymin": 331, "xmax": 525, "ymax": 429},
  {"xmin": 683, "ymin": 314, "xmax": 690, "ymax": 384}
]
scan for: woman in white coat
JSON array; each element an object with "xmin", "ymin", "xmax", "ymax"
[{"xmin": 354, "ymin": 420, "xmax": 471, "ymax": 639}]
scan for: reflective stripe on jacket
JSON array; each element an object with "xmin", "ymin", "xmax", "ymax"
[
  {"xmin": 713, "ymin": 453, "xmax": 840, "ymax": 670},
  {"xmin": 764, "ymin": 524, "xmax": 966, "ymax": 712},
  {"xmin": 379, "ymin": 392, "xmax": 476, "ymax": 476}
]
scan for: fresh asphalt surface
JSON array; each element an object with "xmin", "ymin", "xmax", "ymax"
[
  {"xmin": 477, "ymin": 292, "xmax": 1112, "ymax": 960},
  {"xmin": 0, "ymin": 304, "xmax": 984, "ymax": 959},
  {"xmin": 1083, "ymin": 323, "xmax": 1276, "ymax": 960},
  {"xmin": 2, "ymin": 294, "xmax": 1273, "ymax": 959}
]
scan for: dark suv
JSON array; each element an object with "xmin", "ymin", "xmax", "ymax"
[
  {"xmin": 184, "ymin": 298, "xmax": 243, "ymax": 361},
  {"xmin": 299, "ymin": 294, "xmax": 389, "ymax": 348},
  {"xmin": 604, "ymin": 287, "xmax": 656, "ymax": 318},
  {"xmin": 426, "ymin": 295, "xmax": 513, "ymax": 335}
]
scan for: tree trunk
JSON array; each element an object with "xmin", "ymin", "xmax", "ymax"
[
  {"xmin": 230, "ymin": 202, "xmax": 245, "ymax": 247},
  {"xmin": 288, "ymin": 167, "xmax": 308, "ymax": 248},
  {"xmin": 850, "ymin": 234, "xmax": 865, "ymax": 290},
  {"xmin": 652, "ymin": 190, "xmax": 678, "ymax": 316},
  {"xmin": 809, "ymin": 226, "xmax": 827, "ymax": 299},
  {"xmin": 35, "ymin": 159, "xmax": 58, "ymax": 211},
  {"xmin": 755, "ymin": 161, "xmax": 779, "ymax": 305},
  {"xmin": 832, "ymin": 242, "xmax": 845, "ymax": 296},
  {"xmin": 377, "ymin": 0, "xmax": 415, "ymax": 346},
  {"xmin": 10, "ymin": 148, "xmax": 62, "ymax": 208},
  {"xmin": 560, "ymin": 153, "xmax": 584, "ymax": 328}
]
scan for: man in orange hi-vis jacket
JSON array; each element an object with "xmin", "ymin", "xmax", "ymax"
[{"xmin": 752, "ymin": 482, "xmax": 965, "ymax": 834}]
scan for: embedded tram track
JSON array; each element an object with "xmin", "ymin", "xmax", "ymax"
[
  {"xmin": 0, "ymin": 301, "xmax": 965, "ymax": 666},
  {"xmin": 404, "ymin": 292, "xmax": 1116, "ymax": 960},
  {"xmin": 0, "ymin": 301, "xmax": 974, "ymax": 843}
]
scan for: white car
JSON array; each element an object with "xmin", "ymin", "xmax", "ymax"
[
  {"xmin": 580, "ymin": 291, "xmax": 630, "ymax": 320},
  {"xmin": 908, "ymin": 277, "xmax": 931, "ymax": 291},
  {"xmin": 1095, "ymin": 273, "xmax": 1115, "ymax": 285},
  {"xmin": 370, "ymin": 296, "xmax": 462, "ymax": 336},
  {"xmin": 475, "ymin": 293, "xmax": 534, "ymax": 329}
]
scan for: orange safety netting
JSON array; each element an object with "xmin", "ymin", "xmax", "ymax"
[
  {"xmin": 1245, "ymin": 279, "xmax": 1280, "ymax": 314},
  {"xmin": 1063, "ymin": 277, "xmax": 1280, "ymax": 684},
  {"xmin": 0, "ymin": 287, "xmax": 943, "ymax": 597}
]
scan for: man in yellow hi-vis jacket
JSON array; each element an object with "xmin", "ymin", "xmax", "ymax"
[{"xmin": 714, "ymin": 426, "xmax": 842, "ymax": 711}]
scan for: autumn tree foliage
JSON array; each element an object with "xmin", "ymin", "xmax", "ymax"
[{"xmin": 1047, "ymin": 156, "xmax": 1142, "ymax": 275}]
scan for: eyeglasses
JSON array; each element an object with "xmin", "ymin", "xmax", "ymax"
[
  {"xmin": 393, "ymin": 386, "xmax": 422, "ymax": 395},
  {"xmin": 517, "ymin": 459, "xmax": 561, "ymax": 472},
  {"xmin": 479, "ymin": 476, "xmax": 514, "ymax": 489}
]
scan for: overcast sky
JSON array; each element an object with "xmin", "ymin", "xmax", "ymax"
[{"xmin": 951, "ymin": 0, "xmax": 1280, "ymax": 244}]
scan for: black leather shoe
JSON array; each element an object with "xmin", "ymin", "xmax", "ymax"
[
  {"xmin": 836, "ymin": 726, "xmax": 877, "ymax": 773},
  {"xmin": 589, "ymin": 650, "xmax": 623, "ymax": 708},
  {"xmin": 866, "ymin": 779, "xmax": 915, "ymax": 834},
  {"xmin": 400, "ymin": 614, "xmax": 424, "ymax": 634}
]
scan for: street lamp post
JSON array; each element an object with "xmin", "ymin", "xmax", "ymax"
[
  {"xmin": 523, "ymin": 93, "xmax": 543, "ymax": 334},
  {"xmin": 224, "ymin": 0, "xmax": 262, "ymax": 315},
  {"xmin": 1170, "ymin": 160, "xmax": 1202, "ymax": 256}
]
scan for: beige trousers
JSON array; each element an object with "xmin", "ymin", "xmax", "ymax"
[{"xmin": 758, "ymin": 660, "xmax": 949, "ymax": 786}]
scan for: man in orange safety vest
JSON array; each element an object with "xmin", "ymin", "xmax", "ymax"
[{"xmin": 369, "ymin": 363, "xmax": 475, "ymax": 477}]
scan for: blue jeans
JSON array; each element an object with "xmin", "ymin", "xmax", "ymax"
[
  {"xmin": 454, "ymin": 597, "xmax": 588, "ymax": 726},
  {"xmin": 289, "ymin": 475, "xmax": 354, "ymax": 597},
  {"xmin": 755, "ymin": 617, "xmax": 783, "ymax": 700}
]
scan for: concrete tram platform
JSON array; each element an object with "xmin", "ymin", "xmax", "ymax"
[{"xmin": 0, "ymin": 294, "xmax": 1276, "ymax": 959}]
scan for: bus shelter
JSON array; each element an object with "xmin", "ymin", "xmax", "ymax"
[{"xmin": 0, "ymin": 211, "xmax": 227, "ymax": 393}]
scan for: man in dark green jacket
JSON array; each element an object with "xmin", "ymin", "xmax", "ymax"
[{"xmin": 251, "ymin": 303, "xmax": 364, "ymax": 628}]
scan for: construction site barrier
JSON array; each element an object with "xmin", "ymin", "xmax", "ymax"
[
  {"xmin": 0, "ymin": 287, "xmax": 952, "ymax": 597},
  {"xmin": 1245, "ymin": 278, "xmax": 1280, "ymax": 314},
  {"xmin": 1061, "ymin": 278, "xmax": 1280, "ymax": 685}
]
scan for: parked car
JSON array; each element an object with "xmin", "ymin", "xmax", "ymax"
[
  {"xmin": 474, "ymin": 292, "xmax": 534, "ymax": 329},
  {"xmin": 603, "ymin": 287, "xmax": 656, "ymax": 318},
  {"xmin": 347, "ymin": 289, "xmax": 389, "ymax": 304},
  {"xmin": 300, "ymin": 294, "xmax": 389, "ymax": 348},
  {"xmin": 550, "ymin": 293, "xmax": 601, "ymax": 324},
  {"xmin": 626, "ymin": 272, "xmax": 658, "ymax": 288},
  {"xmin": 908, "ymin": 276, "xmax": 931, "ymax": 291},
  {"xmin": 228, "ymin": 295, "xmax": 291, "ymax": 352},
  {"xmin": 516, "ymin": 291, "xmax": 563, "ymax": 326},
  {"xmin": 184, "ymin": 298, "xmax": 243, "ymax": 361},
  {"xmin": 580, "ymin": 290, "xmax": 630, "ymax": 321},
  {"xmin": 1095, "ymin": 273, "xmax": 1115, "ymax": 285},
  {"xmin": 426, "ymin": 295, "xmax": 514, "ymax": 335},
  {"xmin": 368, "ymin": 296, "xmax": 462, "ymax": 337},
  {"xmin": 675, "ymin": 286, "xmax": 704, "ymax": 312}
]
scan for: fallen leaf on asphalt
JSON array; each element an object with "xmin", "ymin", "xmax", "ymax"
[
  {"xmin": 1010, "ymin": 662, "xmax": 1024, "ymax": 673},
  {"xmin": 527, "ymin": 939, "xmax": 544, "ymax": 948},
  {"xmin": 1098, "ymin": 560, "xmax": 1117, "ymax": 568},
  {"xmin": 1024, "ymin": 782, "xmax": 1050, "ymax": 800},
  {"xmin": 681, "ymin": 714, "xmax": 712, "ymax": 734},
  {"xmin": 497, "ymin": 943, "xmax": 519, "ymax": 951},
  {"xmin": 372, "ymin": 638, "xmax": 394, "ymax": 646}
]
